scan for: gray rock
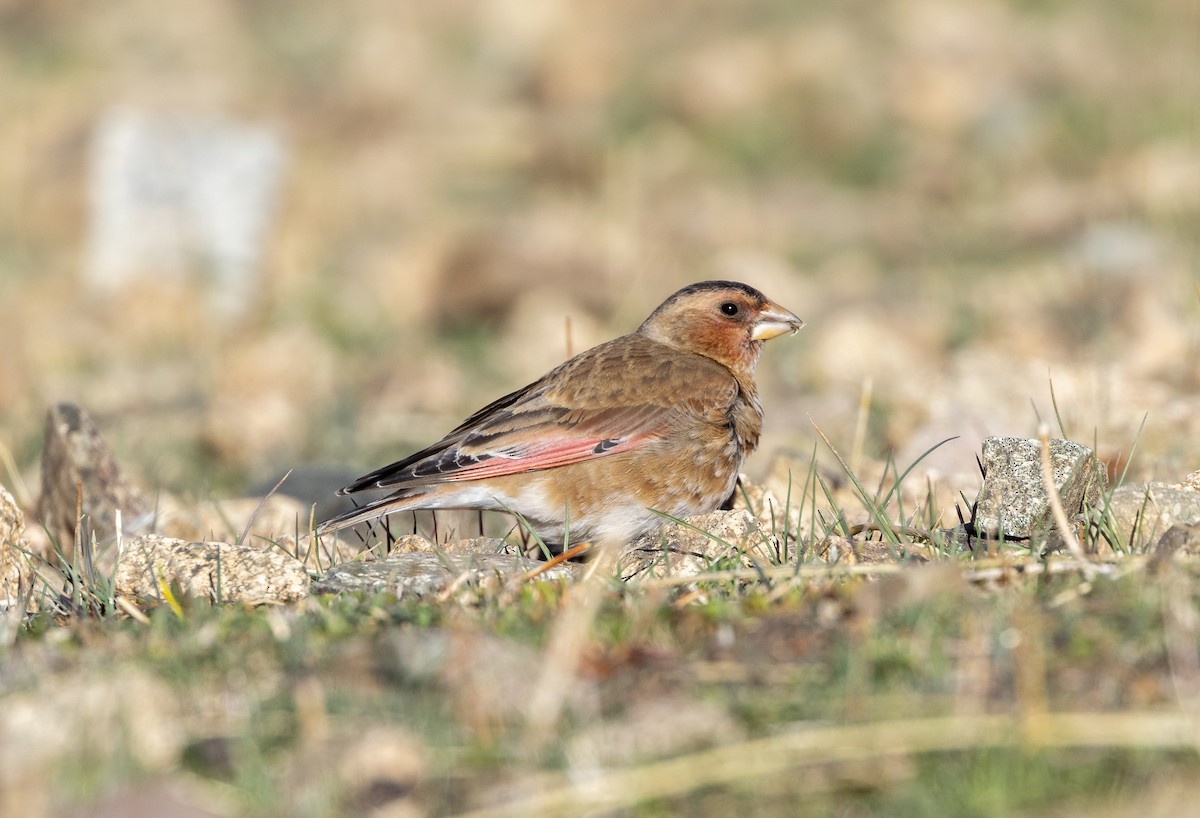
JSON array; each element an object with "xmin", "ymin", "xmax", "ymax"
[
  {"xmin": 1074, "ymin": 221, "xmax": 1162, "ymax": 274},
  {"xmin": 620, "ymin": 509, "xmax": 779, "ymax": 580},
  {"xmin": 971, "ymin": 436, "xmax": 1106, "ymax": 540},
  {"xmin": 115, "ymin": 535, "xmax": 310, "ymax": 605},
  {"xmin": 312, "ymin": 552, "xmax": 575, "ymax": 598},
  {"xmin": 37, "ymin": 402, "xmax": 154, "ymax": 566},
  {"xmin": 87, "ymin": 107, "xmax": 285, "ymax": 318},
  {"xmin": 1108, "ymin": 479, "xmax": 1200, "ymax": 550}
]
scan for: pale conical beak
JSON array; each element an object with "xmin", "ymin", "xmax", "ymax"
[{"xmin": 751, "ymin": 302, "xmax": 805, "ymax": 341}]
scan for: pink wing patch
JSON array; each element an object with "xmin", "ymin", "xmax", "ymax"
[{"xmin": 443, "ymin": 434, "xmax": 650, "ymax": 481}]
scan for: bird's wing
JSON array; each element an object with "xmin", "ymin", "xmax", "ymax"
[{"xmin": 338, "ymin": 337, "xmax": 739, "ymax": 494}]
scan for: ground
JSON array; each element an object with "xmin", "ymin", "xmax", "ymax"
[{"xmin": 1, "ymin": 1, "xmax": 1199, "ymax": 816}]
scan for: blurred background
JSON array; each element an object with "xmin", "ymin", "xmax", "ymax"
[{"xmin": 2, "ymin": 0, "xmax": 1198, "ymax": 513}]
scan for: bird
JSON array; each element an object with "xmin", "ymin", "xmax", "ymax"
[{"xmin": 317, "ymin": 280, "xmax": 803, "ymax": 549}]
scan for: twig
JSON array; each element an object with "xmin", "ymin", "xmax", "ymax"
[
  {"xmin": 1038, "ymin": 426, "xmax": 1093, "ymax": 577},
  {"xmin": 434, "ymin": 567, "xmax": 474, "ymax": 603},
  {"xmin": 966, "ymin": 558, "xmax": 1135, "ymax": 586},
  {"xmin": 515, "ymin": 541, "xmax": 591, "ymax": 583},
  {"xmin": 115, "ymin": 595, "xmax": 150, "ymax": 624},
  {"xmin": 451, "ymin": 711, "xmax": 1199, "ymax": 818}
]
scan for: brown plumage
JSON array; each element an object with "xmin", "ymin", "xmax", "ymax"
[{"xmin": 317, "ymin": 280, "xmax": 803, "ymax": 546}]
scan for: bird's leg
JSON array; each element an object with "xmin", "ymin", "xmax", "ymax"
[{"xmin": 384, "ymin": 515, "xmax": 397, "ymax": 554}]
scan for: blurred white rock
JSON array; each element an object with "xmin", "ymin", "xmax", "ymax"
[
  {"xmin": 1073, "ymin": 221, "xmax": 1161, "ymax": 275},
  {"xmin": 86, "ymin": 107, "xmax": 285, "ymax": 318}
]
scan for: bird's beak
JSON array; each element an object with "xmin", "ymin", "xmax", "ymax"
[{"xmin": 751, "ymin": 302, "xmax": 805, "ymax": 341}]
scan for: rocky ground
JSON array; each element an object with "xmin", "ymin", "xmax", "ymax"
[{"xmin": 1, "ymin": 1, "xmax": 1199, "ymax": 816}]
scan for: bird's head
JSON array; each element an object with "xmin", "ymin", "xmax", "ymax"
[{"xmin": 638, "ymin": 280, "xmax": 804, "ymax": 379}]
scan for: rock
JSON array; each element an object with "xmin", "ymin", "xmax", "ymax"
[
  {"xmin": 1108, "ymin": 476, "xmax": 1200, "ymax": 550},
  {"xmin": 312, "ymin": 552, "xmax": 575, "ymax": 598},
  {"xmin": 37, "ymin": 402, "xmax": 154, "ymax": 566},
  {"xmin": 379, "ymin": 534, "xmax": 440, "ymax": 555},
  {"xmin": 1073, "ymin": 221, "xmax": 1162, "ymax": 275},
  {"xmin": 970, "ymin": 436, "xmax": 1106, "ymax": 540},
  {"xmin": 87, "ymin": 107, "xmax": 285, "ymax": 319},
  {"xmin": 0, "ymin": 484, "xmax": 32, "ymax": 614},
  {"xmin": 619, "ymin": 509, "xmax": 780, "ymax": 580},
  {"xmin": 115, "ymin": 535, "xmax": 310, "ymax": 605}
]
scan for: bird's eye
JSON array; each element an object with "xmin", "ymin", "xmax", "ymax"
[{"xmin": 720, "ymin": 302, "xmax": 739, "ymax": 317}]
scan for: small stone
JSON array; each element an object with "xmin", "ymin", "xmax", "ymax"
[
  {"xmin": 37, "ymin": 402, "xmax": 154, "ymax": 565},
  {"xmin": 620, "ymin": 509, "xmax": 779, "ymax": 580},
  {"xmin": 385, "ymin": 534, "xmax": 439, "ymax": 554},
  {"xmin": 312, "ymin": 552, "xmax": 575, "ymax": 598},
  {"xmin": 115, "ymin": 535, "xmax": 310, "ymax": 605},
  {"xmin": 1073, "ymin": 221, "xmax": 1162, "ymax": 275},
  {"xmin": 1108, "ymin": 480, "xmax": 1200, "ymax": 550},
  {"xmin": 971, "ymin": 436, "xmax": 1106, "ymax": 540}
]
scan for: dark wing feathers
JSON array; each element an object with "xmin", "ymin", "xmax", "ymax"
[{"xmin": 336, "ymin": 380, "xmax": 539, "ymax": 495}]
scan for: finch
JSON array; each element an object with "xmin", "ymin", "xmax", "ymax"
[{"xmin": 317, "ymin": 280, "xmax": 803, "ymax": 547}]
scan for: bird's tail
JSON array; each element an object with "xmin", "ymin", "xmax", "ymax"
[{"xmin": 314, "ymin": 488, "xmax": 432, "ymax": 537}]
